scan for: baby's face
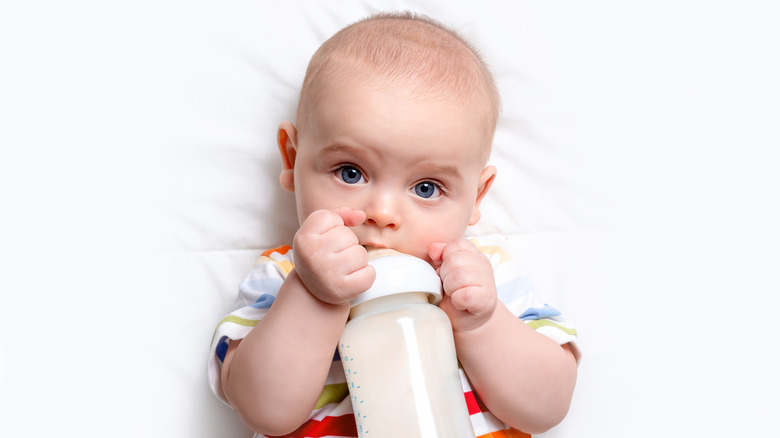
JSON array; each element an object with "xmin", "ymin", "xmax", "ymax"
[{"xmin": 290, "ymin": 75, "xmax": 494, "ymax": 262}]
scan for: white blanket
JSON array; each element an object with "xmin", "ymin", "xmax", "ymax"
[{"xmin": 1, "ymin": 1, "xmax": 778, "ymax": 437}]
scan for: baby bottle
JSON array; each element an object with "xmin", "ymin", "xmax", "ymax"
[{"xmin": 338, "ymin": 248, "xmax": 475, "ymax": 438}]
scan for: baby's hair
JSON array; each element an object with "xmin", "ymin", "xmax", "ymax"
[{"xmin": 296, "ymin": 11, "xmax": 501, "ymax": 156}]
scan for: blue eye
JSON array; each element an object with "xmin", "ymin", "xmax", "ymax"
[
  {"xmin": 340, "ymin": 166, "xmax": 364, "ymax": 184},
  {"xmin": 414, "ymin": 181, "xmax": 440, "ymax": 199}
]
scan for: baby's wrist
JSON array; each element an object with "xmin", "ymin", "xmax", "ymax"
[{"xmin": 287, "ymin": 269, "xmax": 351, "ymax": 310}]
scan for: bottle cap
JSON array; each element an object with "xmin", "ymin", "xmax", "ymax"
[{"xmin": 351, "ymin": 248, "xmax": 442, "ymax": 306}]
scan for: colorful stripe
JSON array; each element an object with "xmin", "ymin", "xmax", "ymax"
[
  {"xmin": 261, "ymin": 245, "xmax": 292, "ymax": 257},
  {"xmin": 465, "ymin": 390, "xmax": 488, "ymax": 415},
  {"xmin": 210, "ymin": 315, "xmax": 260, "ymax": 345},
  {"xmin": 219, "ymin": 314, "xmax": 260, "ymax": 328},
  {"xmin": 314, "ymin": 383, "xmax": 349, "ymax": 410},
  {"xmin": 268, "ymin": 413, "xmax": 357, "ymax": 438},
  {"xmin": 470, "ymin": 239, "xmax": 512, "ymax": 264},
  {"xmin": 259, "ymin": 245, "xmax": 294, "ymax": 275},
  {"xmin": 478, "ymin": 430, "xmax": 532, "ymax": 438},
  {"xmin": 525, "ymin": 319, "xmax": 577, "ymax": 336}
]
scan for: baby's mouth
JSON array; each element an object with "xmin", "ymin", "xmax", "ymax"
[{"xmin": 363, "ymin": 245, "xmax": 402, "ymax": 259}]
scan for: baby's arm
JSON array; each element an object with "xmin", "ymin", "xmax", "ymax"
[
  {"xmin": 430, "ymin": 239, "xmax": 578, "ymax": 434},
  {"xmin": 221, "ymin": 209, "xmax": 374, "ymax": 436}
]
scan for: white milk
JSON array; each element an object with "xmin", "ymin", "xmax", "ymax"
[{"xmin": 338, "ymin": 250, "xmax": 475, "ymax": 438}]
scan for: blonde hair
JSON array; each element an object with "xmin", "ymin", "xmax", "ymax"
[{"xmin": 296, "ymin": 12, "xmax": 501, "ymax": 153}]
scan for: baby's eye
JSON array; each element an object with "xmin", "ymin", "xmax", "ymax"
[
  {"xmin": 413, "ymin": 181, "xmax": 441, "ymax": 199},
  {"xmin": 339, "ymin": 166, "xmax": 365, "ymax": 184}
]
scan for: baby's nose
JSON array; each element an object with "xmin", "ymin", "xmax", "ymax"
[{"xmin": 364, "ymin": 194, "xmax": 399, "ymax": 229}]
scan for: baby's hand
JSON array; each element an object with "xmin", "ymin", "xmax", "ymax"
[
  {"xmin": 293, "ymin": 208, "xmax": 376, "ymax": 305},
  {"xmin": 429, "ymin": 239, "xmax": 497, "ymax": 332}
]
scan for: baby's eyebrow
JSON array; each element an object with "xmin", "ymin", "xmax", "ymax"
[
  {"xmin": 318, "ymin": 143, "xmax": 364, "ymax": 157},
  {"xmin": 418, "ymin": 163, "xmax": 462, "ymax": 181}
]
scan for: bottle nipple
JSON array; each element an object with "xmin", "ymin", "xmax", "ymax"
[
  {"xmin": 354, "ymin": 246, "xmax": 442, "ymax": 307},
  {"xmin": 364, "ymin": 246, "xmax": 403, "ymax": 260}
]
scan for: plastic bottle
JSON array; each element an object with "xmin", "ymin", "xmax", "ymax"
[{"xmin": 338, "ymin": 248, "xmax": 475, "ymax": 437}]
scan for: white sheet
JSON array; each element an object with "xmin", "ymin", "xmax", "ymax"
[{"xmin": 2, "ymin": 1, "xmax": 778, "ymax": 437}]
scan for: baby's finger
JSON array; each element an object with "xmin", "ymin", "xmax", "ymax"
[
  {"xmin": 440, "ymin": 238, "xmax": 480, "ymax": 260},
  {"xmin": 450, "ymin": 286, "xmax": 494, "ymax": 316},
  {"xmin": 300, "ymin": 209, "xmax": 349, "ymax": 235},
  {"xmin": 448, "ymin": 287, "xmax": 472, "ymax": 312},
  {"xmin": 440, "ymin": 265, "xmax": 476, "ymax": 292},
  {"xmin": 334, "ymin": 243, "xmax": 370, "ymax": 276},
  {"xmin": 342, "ymin": 264, "xmax": 377, "ymax": 298},
  {"xmin": 320, "ymin": 224, "xmax": 361, "ymax": 253},
  {"xmin": 334, "ymin": 207, "xmax": 366, "ymax": 228}
]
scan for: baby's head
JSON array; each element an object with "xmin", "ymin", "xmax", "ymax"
[
  {"xmin": 296, "ymin": 12, "xmax": 500, "ymax": 159},
  {"xmin": 277, "ymin": 12, "xmax": 501, "ymax": 261}
]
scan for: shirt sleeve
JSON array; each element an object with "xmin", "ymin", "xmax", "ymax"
[
  {"xmin": 207, "ymin": 245, "xmax": 294, "ymax": 403},
  {"xmin": 471, "ymin": 238, "xmax": 579, "ymax": 353}
]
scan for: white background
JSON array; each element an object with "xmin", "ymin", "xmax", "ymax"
[{"xmin": 1, "ymin": 1, "xmax": 779, "ymax": 436}]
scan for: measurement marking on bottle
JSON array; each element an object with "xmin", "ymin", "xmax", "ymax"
[{"xmin": 341, "ymin": 342, "xmax": 368, "ymax": 434}]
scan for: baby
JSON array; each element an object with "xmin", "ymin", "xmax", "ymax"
[{"xmin": 209, "ymin": 12, "xmax": 578, "ymax": 437}]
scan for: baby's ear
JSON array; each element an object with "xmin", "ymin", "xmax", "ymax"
[
  {"xmin": 277, "ymin": 121, "xmax": 298, "ymax": 192},
  {"xmin": 469, "ymin": 165, "xmax": 497, "ymax": 225}
]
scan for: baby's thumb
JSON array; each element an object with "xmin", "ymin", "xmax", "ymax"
[
  {"xmin": 427, "ymin": 242, "xmax": 446, "ymax": 269},
  {"xmin": 335, "ymin": 207, "xmax": 366, "ymax": 227}
]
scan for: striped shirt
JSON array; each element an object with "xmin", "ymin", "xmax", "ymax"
[{"xmin": 209, "ymin": 239, "xmax": 577, "ymax": 437}]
